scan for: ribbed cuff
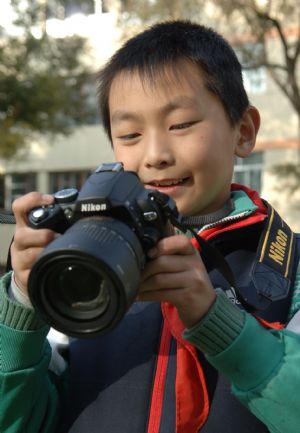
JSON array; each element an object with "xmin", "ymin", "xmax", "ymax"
[
  {"xmin": 10, "ymin": 271, "xmax": 33, "ymax": 308},
  {"xmin": 0, "ymin": 272, "xmax": 46, "ymax": 330},
  {"xmin": 183, "ymin": 289, "xmax": 246, "ymax": 356}
]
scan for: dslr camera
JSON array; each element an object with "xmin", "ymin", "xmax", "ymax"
[{"xmin": 28, "ymin": 162, "xmax": 183, "ymax": 338}]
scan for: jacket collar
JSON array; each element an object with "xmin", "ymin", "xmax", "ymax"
[{"xmin": 197, "ymin": 184, "xmax": 268, "ymax": 242}]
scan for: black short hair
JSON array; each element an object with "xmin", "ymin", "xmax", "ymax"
[{"xmin": 97, "ymin": 20, "xmax": 249, "ymax": 141}]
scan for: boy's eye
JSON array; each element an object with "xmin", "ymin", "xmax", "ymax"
[
  {"xmin": 169, "ymin": 121, "xmax": 197, "ymax": 131},
  {"xmin": 117, "ymin": 132, "xmax": 140, "ymax": 140}
]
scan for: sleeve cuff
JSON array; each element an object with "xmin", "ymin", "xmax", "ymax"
[
  {"xmin": 183, "ymin": 288, "xmax": 246, "ymax": 356},
  {"xmin": 183, "ymin": 288, "xmax": 285, "ymax": 391},
  {"xmin": 0, "ymin": 272, "xmax": 46, "ymax": 330}
]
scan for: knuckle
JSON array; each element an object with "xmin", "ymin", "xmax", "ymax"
[
  {"xmin": 26, "ymin": 247, "xmax": 41, "ymax": 264},
  {"xmin": 12, "ymin": 191, "xmax": 45, "ymax": 217},
  {"xmin": 12, "ymin": 191, "xmax": 38, "ymax": 210},
  {"xmin": 11, "ymin": 197, "xmax": 22, "ymax": 214},
  {"xmin": 176, "ymin": 234, "xmax": 192, "ymax": 251},
  {"xmin": 41, "ymin": 229, "xmax": 56, "ymax": 245},
  {"xmin": 12, "ymin": 227, "xmax": 27, "ymax": 247}
]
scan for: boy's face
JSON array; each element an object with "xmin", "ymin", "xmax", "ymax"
[{"xmin": 109, "ymin": 61, "xmax": 251, "ymax": 216}]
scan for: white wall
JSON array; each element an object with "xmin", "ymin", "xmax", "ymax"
[
  {"xmin": 262, "ymin": 148, "xmax": 300, "ymax": 232},
  {"xmin": 1, "ymin": 125, "xmax": 114, "ymax": 174}
]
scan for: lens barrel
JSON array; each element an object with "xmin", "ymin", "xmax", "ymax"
[{"xmin": 28, "ymin": 217, "xmax": 145, "ymax": 337}]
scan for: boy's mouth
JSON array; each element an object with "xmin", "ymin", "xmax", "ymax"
[{"xmin": 145, "ymin": 177, "xmax": 190, "ymax": 191}]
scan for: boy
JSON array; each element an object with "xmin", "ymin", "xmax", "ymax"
[{"xmin": 1, "ymin": 20, "xmax": 300, "ymax": 433}]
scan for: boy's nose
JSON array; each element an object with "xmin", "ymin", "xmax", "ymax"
[{"xmin": 144, "ymin": 135, "xmax": 175, "ymax": 168}]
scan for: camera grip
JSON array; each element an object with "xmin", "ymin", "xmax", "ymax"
[{"xmin": 28, "ymin": 204, "xmax": 66, "ymax": 232}]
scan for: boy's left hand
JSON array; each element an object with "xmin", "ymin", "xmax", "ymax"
[{"xmin": 137, "ymin": 234, "xmax": 216, "ymax": 328}]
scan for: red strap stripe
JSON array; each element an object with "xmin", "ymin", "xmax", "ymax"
[
  {"xmin": 162, "ymin": 303, "xmax": 210, "ymax": 433},
  {"xmin": 255, "ymin": 316, "xmax": 285, "ymax": 330},
  {"xmin": 176, "ymin": 341, "xmax": 210, "ymax": 433},
  {"xmin": 147, "ymin": 320, "xmax": 172, "ymax": 433}
]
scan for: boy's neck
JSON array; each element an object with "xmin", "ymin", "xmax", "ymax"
[{"xmin": 181, "ymin": 198, "xmax": 234, "ymax": 228}]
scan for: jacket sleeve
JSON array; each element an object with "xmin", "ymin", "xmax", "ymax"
[
  {"xmin": 183, "ymin": 288, "xmax": 300, "ymax": 433},
  {"xmin": 0, "ymin": 272, "xmax": 62, "ymax": 433}
]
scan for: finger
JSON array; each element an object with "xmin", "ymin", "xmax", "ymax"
[
  {"xmin": 140, "ymin": 270, "xmax": 188, "ymax": 293},
  {"xmin": 148, "ymin": 234, "xmax": 197, "ymax": 258},
  {"xmin": 138, "ymin": 283, "xmax": 216, "ymax": 329},
  {"xmin": 137, "ymin": 287, "xmax": 182, "ymax": 303},
  {"xmin": 12, "ymin": 226, "xmax": 58, "ymax": 251},
  {"xmin": 11, "ymin": 246, "xmax": 46, "ymax": 270},
  {"xmin": 142, "ymin": 252, "xmax": 205, "ymax": 281},
  {"xmin": 140, "ymin": 258, "xmax": 207, "ymax": 292},
  {"xmin": 142, "ymin": 254, "xmax": 195, "ymax": 280},
  {"xmin": 12, "ymin": 192, "xmax": 54, "ymax": 227},
  {"xmin": 138, "ymin": 274, "xmax": 206, "ymax": 302}
]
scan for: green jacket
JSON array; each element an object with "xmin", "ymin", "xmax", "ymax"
[{"xmin": 1, "ymin": 190, "xmax": 300, "ymax": 433}]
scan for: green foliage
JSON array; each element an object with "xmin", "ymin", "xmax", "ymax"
[{"xmin": 0, "ymin": 0, "xmax": 97, "ymax": 158}]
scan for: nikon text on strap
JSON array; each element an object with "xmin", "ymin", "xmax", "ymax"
[
  {"xmin": 203, "ymin": 201, "xmax": 298, "ymax": 323},
  {"xmin": 237, "ymin": 202, "xmax": 296, "ymax": 314}
]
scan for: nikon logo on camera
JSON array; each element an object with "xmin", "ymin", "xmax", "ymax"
[{"xmin": 81, "ymin": 203, "xmax": 107, "ymax": 212}]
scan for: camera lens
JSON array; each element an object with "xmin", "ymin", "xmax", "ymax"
[
  {"xmin": 50, "ymin": 264, "xmax": 110, "ymax": 317},
  {"xmin": 28, "ymin": 217, "xmax": 145, "ymax": 337}
]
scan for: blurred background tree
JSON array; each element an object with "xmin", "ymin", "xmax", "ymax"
[{"xmin": 0, "ymin": 0, "xmax": 96, "ymax": 158}]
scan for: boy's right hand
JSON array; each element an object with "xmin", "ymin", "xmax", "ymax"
[{"xmin": 10, "ymin": 192, "xmax": 58, "ymax": 296}]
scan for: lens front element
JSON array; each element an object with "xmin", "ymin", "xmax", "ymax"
[
  {"xmin": 52, "ymin": 264, "xmax": 110, "ymax": 317},
  {"xmin": 28, "ymin": 217, "xmax": 144, "ymax": 337}
]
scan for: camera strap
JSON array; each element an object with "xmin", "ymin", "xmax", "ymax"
[
  {"xmin": 168, "ymin": 199, "xmax": 238, "ymax": 301},
  {"xmin": 183, "ymin": 226, "xmax": 238, "ymax": 300},
  {"xmin": 0, "ymin": 211, "xmax": 16, "ymax": 225},
  {"xmin": 149, "ymin": 192, "xmax": 238, "ymax": 300}
]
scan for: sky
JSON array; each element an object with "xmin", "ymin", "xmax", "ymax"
[{"xmin": 0, "ymin": 1, "xmax": 16, "ymax": 31}]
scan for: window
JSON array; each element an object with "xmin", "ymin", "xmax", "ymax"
[
  {"xmin": 49, "ymin": 171, "xmax": 91, "ymax": 193},
  {"xmin": 9, "ymin": 173, "xmax": 37, "ymax": 203},
  {"xmin": 242, "ymin": 68, "xmax": 267, "ymax": 94},
  {"xmin": 235, "ymin": 42, "xmax": 267, "ymax": 94},
  {"xmin": 233, "ymin": 152, "xmax": 263, "ymax": 193}
]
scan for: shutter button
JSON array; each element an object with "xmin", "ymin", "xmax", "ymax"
[{"xmin": 31, "ymin": 208, "xmax": 48, "ymax": 222}]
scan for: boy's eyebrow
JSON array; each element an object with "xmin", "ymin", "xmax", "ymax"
[
  {"xmin": 162, "ymin": 96, "xmax": 198, "ymax": 114},
  {"xmin": 110, "ymin": 96, "xmax": 198, "ymax": 125},
  {"xmin": 111, "ymin": 111, "xmax": 140, "ymax": 124}
]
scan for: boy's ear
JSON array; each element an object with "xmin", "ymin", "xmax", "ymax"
[{"xmin": 235, "ymin": 106, "xmax": 260, "ymax": 158}]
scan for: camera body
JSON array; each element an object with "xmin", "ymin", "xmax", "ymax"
[
  {"xmin": 28, "ymin": 162, "xmax": 181, "ymax": 338},
  {"xmin": 29, "ymin": 162, "xmax": 178, "ymax": 248}
]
